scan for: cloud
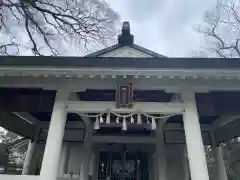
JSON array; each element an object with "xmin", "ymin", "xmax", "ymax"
[
  {"xmin": 125, "ymin": 0, "xmax": 163, "ymax": 21},
  {"xmin": 0, "ymin": 0, "xmax": 218, "ymax": 57},
  {"xmin": 106, "ymin": 0, "xmax": 217, "ymax": 57}
]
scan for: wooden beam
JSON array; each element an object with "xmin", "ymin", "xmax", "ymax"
[
  {"xmin": 3, "ymin": 76, "xmax": 240, "ymax": 92},
  {"xmin": 13, "ymin": 112, "xmax": 40, "ymax": 124},
  {"xmin": 91, "ymin": 135, "xmax": 156, "ymax": 144},
  {"xmin": 0, "ymin": 112, "xmax": 35, "ymax": 138},
  {"xmin": 0, "ymin": 90, "xmax": 55, "ymax": 112},
  {"xmin": 164, "ymin": 123, "xmax": 212, "ymax": 131},
  {"xmin": 213, "ymin": 115, "xmax": 240, "ymax": 129},
  {"xmin": 67, "ymin": 101, "xmax": 185, "ymax": 114}
]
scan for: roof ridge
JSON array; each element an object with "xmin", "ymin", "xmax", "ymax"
[
  {"xmin": 85, "ymin": 44, "xmax": 123, "ymax": 57},
  {"xmin": 131, "ymin": 44, "xmax": 167, "ymax": 58}
]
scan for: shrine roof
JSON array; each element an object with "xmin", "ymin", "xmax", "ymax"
[
  {"xmin": 1, "ymin": 21, "xmax": 240, "ymax": 69},
  {"xmin": 86, "ymin": 21, "xmax": 166, "ymax": 58},
  {"xmin": 0, "ymin": 56, "xmax": 240, "ymax": 69},
  {"xmin": 85, "ymin": 43, "xmax": 166, "ymax": 58}
]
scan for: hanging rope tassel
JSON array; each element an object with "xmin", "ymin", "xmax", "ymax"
[
  {"xmin": 100, "ymin": 116, "xmax": 104, "ymax": 124},
  {"xmin": 94, "ymin": 116, "xmax": 100, "ymax": 130},
  {"xmin": 122, "ymin": 117, "xmax": 127, "ymax": 131},
  {"xmin": 151, "ymin": 117, "xmax": 156, "ymax": 130},
  {"xmin": 147, "ymin": 117, "xmax": 150, "ymax": 124},
  {"xmin": 137, "ymin": 114, "xmax": 142, "ymax": 124},
  {"xmin": 130, "ymin": 116, "xmax": 135, "ymax": 123},
  {"xmin": 116, "ymin": 116, "xmax": 120, "ymax": 124},
  {"xmin": 106, "ymin": 112, "xmax": 110, "ymax": 124}
]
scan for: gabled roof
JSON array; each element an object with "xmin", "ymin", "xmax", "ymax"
[
  {"xmin": 85, "ymin": 22, "xmax": 166, "ymax": 58},
  {"xmin": 85, "ymin": 44, "xmax": 166, "ymax": 58}
]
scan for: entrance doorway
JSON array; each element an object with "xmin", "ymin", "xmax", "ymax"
[{"xmin": 97, "ymin": 144, "xmax": 149, "ymax": 180}]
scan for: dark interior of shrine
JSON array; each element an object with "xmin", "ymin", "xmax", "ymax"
[
  {"xmin": 1, "ymin": 87, "xmax": 240, "ymax": 120},
  {"xmin": 1, "ymin": 87, "xmax": 240, "ymax": 144}
]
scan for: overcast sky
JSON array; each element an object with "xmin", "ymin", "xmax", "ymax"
[
  {"xmin": 0, "ymin": 0, "xmax": 218, "ymax": 57},
  {"xmin": 105, "ymin": 0, "xmax": 217, "ymax": 57}
]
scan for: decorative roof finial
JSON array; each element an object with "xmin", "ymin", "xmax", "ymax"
[
  {"xmin": 118, "ymin": 21, "xmax": 134, "ymax": 45},
  {"xmin": 122, "ymin": 22, "xmax": 130, "ymax": 35}
]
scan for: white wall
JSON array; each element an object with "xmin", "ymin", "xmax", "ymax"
[
  {"xmin": 166, "ymin": 144, "xmax": 186, "ymax": 180},
  {"xmin": 99, "ymin": 46, "xmax": 153, "ymax": 57},
  {"xmin": 31, "ymin": 142, "xmax": 189, "ymax": 180},
  {"xmin": 36, "ymin": 138, "xmax": 189, "ymax": 180},
  {"xmin": 66, "ymin": 143, "xmax": 85, "ymax": 175},
  {"xmin": 64, "ymin": 143, "xmax": 188, "ymax": 180}
]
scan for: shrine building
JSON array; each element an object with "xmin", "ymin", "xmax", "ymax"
[{"xmin": 0, "ymin": 22, "xmax": 240, "ymax": 180}]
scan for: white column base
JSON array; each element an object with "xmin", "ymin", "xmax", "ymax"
[{"xmin": 182, "ymin": 89, "xmax": 209, "ymax": 180}]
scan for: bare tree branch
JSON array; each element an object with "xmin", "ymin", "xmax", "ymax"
[
  {"xmin": 0, "ymin": 43, "xmax": 19, "ymax": 55},
  {"xmin": 197, "ymin": 0, "xmax": 240, "ymax": 58},
  {"xmin": 0, "ymin": 0, "xmax": 120, "ymax": 55}
]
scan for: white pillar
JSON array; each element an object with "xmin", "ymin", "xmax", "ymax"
[
  {"xmin": 89, "ymin": 152, "xmax": 96, "ymax": 177},
  {"xmin": 81, "ymin": 117, "xmax": 93, "ymax": 180},
  {"xmin": 40, "ymin": 89, "xmax": 69, "ymax": 180},
  {"xmin": 153, "ymin": 153, "xmax": 158, "ymax": 180},
  {"xmin": 156, "ymin": 121, "xmax": 167, "ymax": 180},
  {"xmin": 211, "ymin": 132, "xmax": 228, "ymax": 180},
  {"xmin": 22, "ymin": 139, "xmax": 37, "ymax": 175},
  {"xmin": 80, "ymin": 150, "xmax": 90, "ymax": 180},
  {"xmin": 183, "ymin": 146, "xmax": 189, "ymax": 180},
  {"xmin": 94, "ymin": 150, "xmax": 100, "ymax": 180},
  {"xmin": 148, "ymin": 154, "xmax": 154, "ymax": 180},
  {"xmin": 212, "ymin": 146, "xmax": 228, "ymax": 180},
  {"xmin": 182, "ymin": 89, "xmax": 209, "ymax": 180},
  {"xmin": 148, "ymin": 155, "xmax": 152, "ymax": 180},
  {"xmin": 58, "ymin": 143, "xmax": 68, "ymax": 177}
]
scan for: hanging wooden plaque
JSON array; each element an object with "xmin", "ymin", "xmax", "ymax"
[{"xmin": 116, "ymin": 83, "xmax": 133, "ymax": 108}]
